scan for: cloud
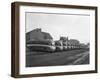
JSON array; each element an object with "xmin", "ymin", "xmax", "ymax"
[{"xmin": 26, "ymin": 13, "xmax": 90, "ymax": 43}]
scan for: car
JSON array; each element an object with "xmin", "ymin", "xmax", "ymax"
[
  {"xmin": 67, "ymin": 45, "xmax": 72, "ymax": 50},
  {"xmin": 55, "ymin": 41, "xmax": 63, "ymax": 51},
  {"xmin": 63, "ymin": 42, "xmax": 68, "ymax": 50},
  {"xmin": 26, "ymin": 40, "xmax": 56, "ymax": 52}
]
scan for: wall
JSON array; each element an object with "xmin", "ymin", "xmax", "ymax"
[{"xmin": 0, "ymin": 0, "xmax": 100, "ymax": 80}]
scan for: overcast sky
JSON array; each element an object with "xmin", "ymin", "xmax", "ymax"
[{"xmin": 26, "ymin": 12, "xmax": 90, "ymax": 44}]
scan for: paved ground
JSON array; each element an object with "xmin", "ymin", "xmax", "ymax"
[{"xmin": 26, "ymin": 49, "xmax": 89, "ymax": 67}]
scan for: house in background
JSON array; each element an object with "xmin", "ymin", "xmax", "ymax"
[
  {"xmin": 26, "ymin": 28, "xmax": 53, "ymax": 42},
  {"xmin": 60, "ymin": 36, "xmax": 80, "ymax": 49},
  {"xmin": 68, "ymin": 39, "xmax": 80, "ymax": 48},
  {"xmin": 60, "ymin": 36, "xmax": 69, "ymax": 42}
]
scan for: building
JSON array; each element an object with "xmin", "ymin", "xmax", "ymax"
[
  {"xmin": 60, "ymin": 36, "xmax": 80, "ymax": 48},
  {"xmin": 79, "ymin": 43, "xmax": 90, "ymax": 49},
  {"xmin": 26, "ymin": 28, "xmax": 53, "ymax": 42},
  {"xmin": 68, "ymin": 39, "xmax": 79, "ymax": 45},
  {"xmin": 60, "ymin": 36, "xmax": 68, "ymax": 42},
  {"xmin": 68, "ymin": 39, "xmax": 80, "ymax": 48}
]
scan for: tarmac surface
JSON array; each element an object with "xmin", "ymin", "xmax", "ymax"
[{"xmin": 26, "ymin": 49, "xmax": 89, "ymax": 67}]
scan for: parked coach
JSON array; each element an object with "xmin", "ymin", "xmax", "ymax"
[{"xmin": 26, "ymin": 40, "xmax": 56, "ymax": 52}]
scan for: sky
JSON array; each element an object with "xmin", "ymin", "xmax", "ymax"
[{"xmin": 26, "ymin": 12, "xmax": 90, "ymax": 44}]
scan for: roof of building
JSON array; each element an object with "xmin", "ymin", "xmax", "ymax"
[
  {"xmin": 42, "ymin": 32, "xmax": 53, "ymax": 39},
  {"xmin": 26, "ymin": 28, "xmax": 53, "ymax": 40}
]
